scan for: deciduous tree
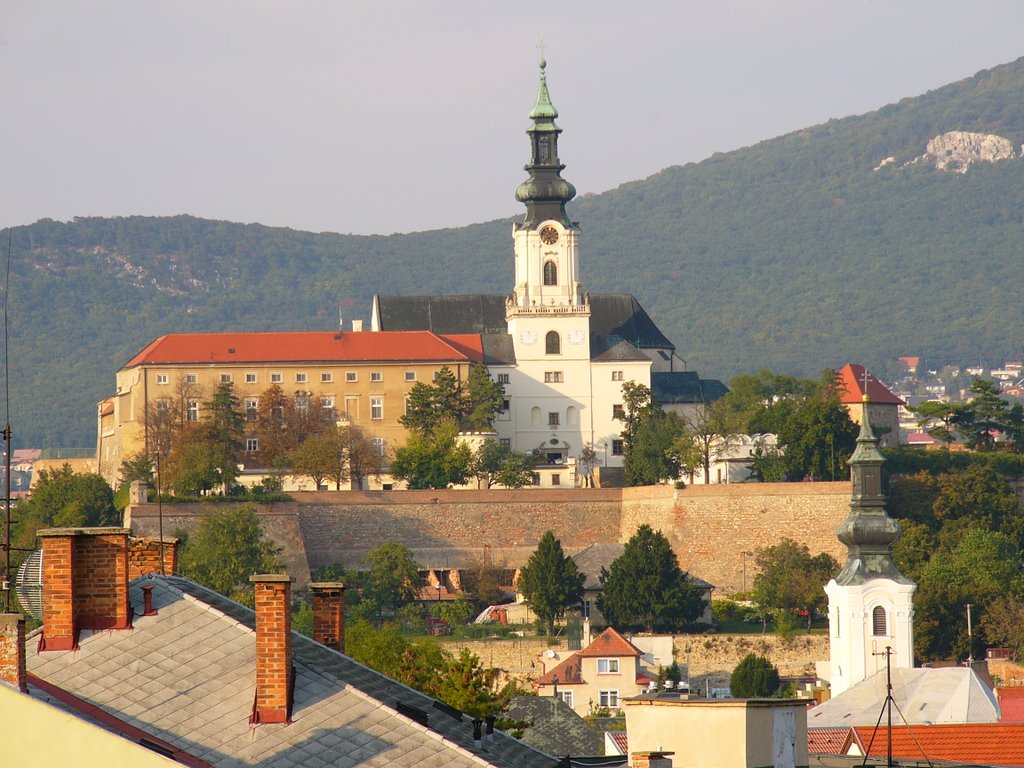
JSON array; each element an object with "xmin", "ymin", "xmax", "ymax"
[
  {"xmin": 751, "ymin": 538, "xmax": 837, "ymax": 631},
  {"xmin": 391, "ymin": 422, "xmax": 472, "ymax": 489},
  {"xmin": 363, "ymin": 542, "xmax": 421, "ymax": 618},
  {"xmin": 177, "ymin": 506, "xmax": 282, "ymax": 603},
  {"xmin": 518, "ymin": 531, "xmax": 585, "ymax": 635}
]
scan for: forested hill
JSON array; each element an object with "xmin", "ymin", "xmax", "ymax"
[{"xmin": 9, "ymin": 56, "xmax": 1024, "ymax": 449}]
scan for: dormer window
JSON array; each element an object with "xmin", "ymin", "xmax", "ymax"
[{"xmin": 543, "ymin": 260, "xmax": 558, "ymax": 286}]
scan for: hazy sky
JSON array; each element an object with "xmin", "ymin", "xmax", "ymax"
[{"xmin": 3, "ymin": 1, "xmax": 1024, "ymax": 235}]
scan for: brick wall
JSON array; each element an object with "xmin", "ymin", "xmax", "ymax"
[
  {"xmin": 127, "ymin": 483, "xmax": 852, "ymax": 593},
  {"xmin": 0, "ymin": 613, "xmax": 26, "ymax": 691},
  {"xmin": 622, "ymin": 483, "xmax": 850, "ymax": 593},
  {"xmin": 127, "ymin": 537, "xmax": 178, "ymax": 579}
]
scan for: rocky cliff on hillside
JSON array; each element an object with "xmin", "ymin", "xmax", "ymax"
[{"xmin": 918, "ymin": 131, "xmax": 1015, "ymax": 172}]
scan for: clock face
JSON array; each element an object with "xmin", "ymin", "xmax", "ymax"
[{"xmin": 539, "ymin": 225, "xmax": 559, "ymax": 245}]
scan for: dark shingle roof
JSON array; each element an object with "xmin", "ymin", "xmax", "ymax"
[
  {"xmin": 504, "ymin": 696, "xmax": 604, "ymax": 758},
  {"xmin": 651, "ymin": 371, "xmax": 729, "ymax": 405},
  {"xmin": 27, "ymin": 575, "xmax": 559, "ymax": 768},
  {"xmin": 374, "ymin": 293, "xmax": 676, "ymax": 351},
  {"xmin": 589, "ymin": 336, "xmax": 648, "ymax": 363}
]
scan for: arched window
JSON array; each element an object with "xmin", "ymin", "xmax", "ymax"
[
  {"xmin": 531, "ymin": 407, "xmax": 542, "ymax": 426},
  {"xmin": 543, "ymin": 260, "xmax": 558, "ymax": 286},
  {"xmin": 546, "ymin": 331, "xmax": 560, "ymax": 355},
  {"xmin": 872, "ymin": 606, "xmax": 887, "ymax": 636},
  {"xmin": 566, "ymin": 405, "xmax": 578, "ymax": 426}
]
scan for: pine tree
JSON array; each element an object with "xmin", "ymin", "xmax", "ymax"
[
  {"xmin": 598, "ymin": 524, "xmax": 707, "ymax": 632},
  {"xmin": 519, "ymin": 531, "xmax": 585, "ymax": 635},
  {"xmin": 730, "ymin": 653, "xmax": 780, "ymax": 698}
]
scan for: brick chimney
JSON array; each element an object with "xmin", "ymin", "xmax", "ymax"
[
  {"xmin": 127, "ymin": 536, "xmax": 179, "ymax": 579},
  {"xmin": 250, "ymin": 574, "xmax": 294, "ymax": 724},
  {"xmin": 39, "ymin": 527, "xmax": 131, "ymax": 651},
  {"xmin": 310, "ymin": 582, "xmax": 345, "ymax": 653},
  {"xmin": 632, "ymin": 752, "xmax": 674, "ymax": 768},
  {"xmin": 0, "ymin": 613, "xmax": 26, "ymax": 692}
]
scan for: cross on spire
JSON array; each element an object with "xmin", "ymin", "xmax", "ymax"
[{"xmin": 862, "ymin": 367, "xmax": 872, "ymax": 403}]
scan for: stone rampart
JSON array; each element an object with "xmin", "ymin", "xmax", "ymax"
[{"xmin": 126, "ymin": 482, "xmax": 851, "ymax": 593}]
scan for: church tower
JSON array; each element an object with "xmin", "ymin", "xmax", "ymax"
[
  {"xmin": 505, "ymin": 57, "xmax": 594, "ymax": 466},
  {"xmin": 824, "ymin": 394, "xmax": 915, "ymax": 696}
]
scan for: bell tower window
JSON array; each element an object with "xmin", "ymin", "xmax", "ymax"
[
  {"xmin": 543, "ymin": 260, "xmax": 558, "ymax": 286},
  {"xmin": 546, "ymin": 331, "xmax": 561, "ymax": 355},
  {"xmin": 872, "ymin": 606, "xmax": 887, "ymax": 636}
]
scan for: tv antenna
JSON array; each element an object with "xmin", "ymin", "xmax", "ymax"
[{"xmin": 862, "ymin": 646, "xmax": 932, "ymax": 768}]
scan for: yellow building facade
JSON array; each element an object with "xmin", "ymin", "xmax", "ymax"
[{"xmin": 97, "ymin": 330, "xmax": 484, "ymax": 487}]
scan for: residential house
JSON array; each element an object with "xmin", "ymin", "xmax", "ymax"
[
  {"xmin": 95, "ymin": 330, "xmax": 484, "ymax": 488},
  {"xmin": 810, "ymin": 723, "xmax": 1024, "ymax": 766},
  {"xmin": 534, "ymin": 627, "xmax": 654, "ymax": 716},
  {"xmin": 7, "ymin": 526, "xmax": 560, "ymax": 768},
  {"xmin": 623, "ymin": 690, "xmax": 808, "ymax": 768}
]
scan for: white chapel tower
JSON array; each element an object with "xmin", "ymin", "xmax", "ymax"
[
  {"xmin": 824, "ymin": 394, "xmax": 916, "ymax": 696},
  {"xmin": 504, "ymin": 57, "xmax": 595, "ymax": 465}
]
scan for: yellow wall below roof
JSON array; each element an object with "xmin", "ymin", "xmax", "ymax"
[{"xmin": 0, "ymin": 683, "xmax": 179, "ymax": 767}]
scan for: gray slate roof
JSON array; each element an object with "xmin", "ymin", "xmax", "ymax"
[
  {"xmin": 651, "ymin": 371, "xmax": 729, "ymax": 405},
  {"xmin": 27, "ymin": 575, "xmax": 559, "ymax": 768},
  {"xmin": 504, "ymin": 696, "xmax": 603, "ymax": 758},
  {"xmin": 374, "ymin": 293, "xmax": 676, "ymax": 352}
]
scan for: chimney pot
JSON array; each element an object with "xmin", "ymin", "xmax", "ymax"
[{"xmin": 250, "ymin": 574, "xmax": 294, "ymax": 724}]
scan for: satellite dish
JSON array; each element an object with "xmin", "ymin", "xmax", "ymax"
[
  {"xmin": 16, "ymin": 549, "xmax": 43, "ymax": 621},
  {"xmin": 544, "ymin": 649, "xmax": 556, "ymax": 658}
]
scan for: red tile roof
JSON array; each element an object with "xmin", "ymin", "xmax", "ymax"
[
  {"xmin": 807, "ymin": 727, "xmax": 853, "ymax": 755},
  {"xmin": 123, "ymin": 331, "xmax": 484, "ymax": 368},
  {"xmin": 606, "ymin": 731, "xmax": 628, "ymax": 756},
  {"xmin": 579, "ymin": 627, "xmax": 642, "ymax": 658},
  {"xmin": 999, "ymin": 687, "xmax": 1024, "ymax": 722},
  {"xmin": 535, "ymin": 653, "xmax": 583, "ymax": 686},
  {"xmin": 836, "ymin": 363, "xmax": 904, "ymax": 406},
  {"xmin": 849, "ymin": 723, "xmax": 1024, "ymax": 766}
]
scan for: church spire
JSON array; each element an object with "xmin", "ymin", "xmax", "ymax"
[
  {"xmin": 833, "ymin": 392, "xmax": 912, "ymax": 586},
  {"xmin": 515, "ymin": 57, "xmax": 576, "ymax": 228}
]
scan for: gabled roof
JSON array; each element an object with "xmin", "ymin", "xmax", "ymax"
[
  {"xmin": 836, "ymin": 363, "xmax": 904, "ymax": 406},
  {"xmin": 847, "ymin": 722, "xmax": 1024, "ymax": 766},
  {"xmin": 605, "ymin": 731, "xmax": 628, "ymax": 756},
  {"xmin": 651, "ymin": 371, "xmax": 729, "ymax": 405},
  {"xmin": 26, "ymin": 575, "xmax": 557, "ymax": 768},
  {"xmin": 123, "ymin": 331, "xmax": 484, "ymax": 368},
  {"xmin": 571, "ymin": 543, "xmax": 624, "ymax": 589},
  {"xmin": 535, "ymin": 653, "xmax": 583, "ymax": 686},
  {"xmin": 373, "ymin": 293, "xmax": 676, "ymax": 351},
  {"xmin": 808, "ymin": 667, "xmax": 1000, "ymax": 728},
  {"xmin": 578, "ymin": 628, "xmax": 642, "ymax": 659},
  {"xmin": 504, "ymin": 696, "xmax": 603, "ymax": 757},
  {"xmin": 998, "ymin": 686, "xmax": 1024, "ymax": 722},
  {"xmin": 589, "ymin": 336, "xmax": 648, "ymax": 363},
  {"xmin": 806, "ymin": 727, "xmax": 853, "ymax": 755}
]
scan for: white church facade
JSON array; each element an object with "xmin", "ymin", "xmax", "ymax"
[{"xmin": 371, "ymin": 59, "xmax": 725, "ymax": 471}]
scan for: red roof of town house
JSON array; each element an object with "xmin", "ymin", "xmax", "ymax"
[
  {"xmin": 535, "ymin": 653, "xmax": 584, "ymax": 686},
  {"xmin": 578, "ymin": 627, "xmax": 642, "ymax": 658},
  {"xmin": 999, "ymin": 687, "xmax": 1024, "ymax": 722},
  {"xmin": 848, "ymin": 723, "xmax": 1024, "ymax": 766},
  {"xmin": 122, "ymin": 331, "xmax": 484, "ymax": 368},
  {"xmin": 836, "ymin": 363, "xmax": 904, "ymax": 406},
  {"xmin": 807, "ymin": 727, "xmax": 852, "ymax": 755}
]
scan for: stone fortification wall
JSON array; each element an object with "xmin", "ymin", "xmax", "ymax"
[
  {"xmin": 126, "ymin": 482, "xmax": 851, "ymax": 591},
  {"xmin": 126, "ymin": 503, "xmax": 312, "ymax": 587},
  {"xmin": 289, "ymin": 489, "xmax": 622, "ymax": 570},
  {"xmin": 621, "ymin": 482, "xmax": 851, "ymax": 594}
]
